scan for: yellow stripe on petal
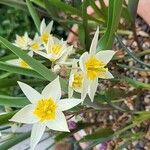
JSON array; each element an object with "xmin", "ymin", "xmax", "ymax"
[
  {"xmin": 19, "ymin": 59, "xmax": 30, "ymax": 68},
  {"xmin": 41, "ymin": 33, "xmax": 49, "ymax": 43}
]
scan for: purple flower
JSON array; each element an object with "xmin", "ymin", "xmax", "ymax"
[
  {"xmin": 68, "ymin": 121, "xmax": 77, "ymax": 130},
  {"xmin": 99, "ymin": 142, "xmax": 107, "ymax": 150}
]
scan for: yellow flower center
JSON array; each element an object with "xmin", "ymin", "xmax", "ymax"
[
  {"xmin": 72, "ymin": 73, "xmax": 83, "ymax": 89},
  {"xmin": 31, "ymin": 42, "xmax": 40, "ymax": 51},
  {"xmin": 41, "ymin": 33, "xmax": 49, "ymax": 43},
  {"xmin": 48, "ymin": 44, "xmax": 62, "ymax": 55},
  {"xmin": 33, "ymin": 98, "xmax": 57, "ymax": 121},
  {"xmin": 19, "ymin": 59, "xmax": 30, "ymax": 68},
  {"xmin": 85, "ymin": 56, "xmax": 107, "ymax": 80}
]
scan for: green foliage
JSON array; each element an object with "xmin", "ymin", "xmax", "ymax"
[
  {"xmin": 128, "ymin": 0, "xmax": 139, "ymax": 22},
  {"xmin": 0, "ymin": 132, "xmax": 31, "ymax": 150},
  {"xmin": 26, "ymin": 0, "xmax": 40, "ymax": 32},
  {"xmin": 98, "ymin": 0, "xmax": 123, "ymax": 50},
  {"xmin": 0, "ymin": 0, "xmax": 149, "ymax": 149}
]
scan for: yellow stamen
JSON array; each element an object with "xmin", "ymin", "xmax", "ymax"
[
  {"xmin": 72, "ymin": 73, "xmax": 83, "ymax": 89},
  {"xmin": 85, "ymin": 56, "xmax": 107, "ymax": 80},
  {"xmin": 19, "ymin": 59, "xmax": 30, "ymax": 68},
  {"xmin": 48, "ymin": 44, "xmax": 62, "ymax": 55},
  {"xmin": 31, "ymin": 42, "xmax": 40, "ymax": 51},
  {"xmin": 41, "ymin": 33, "xmax": 49, "ymax": 43},
  {"xmin": 33, "ymin": 98, "xmax": 57, "ymax": 121}
]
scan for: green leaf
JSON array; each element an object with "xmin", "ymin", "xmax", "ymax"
[
  {"xmin": 122, "ymin": 6, "xmax": 132, "ymax": 23},
  {"xmin": 99, "ymin": 0, "xmax": 107, "ymax": 18},
  {"xmin": 0, "ymin": 61, "xmax": 44, "ymax": 80},
  {"xmin": 80, "ymin": 128, "xmax": 114, "ymax": 142},
  {"xmin": 0, "ymin": 78, "xmax": 46, "ymax": 88},
  {"xmin": 78, "ymin": 25, "xmax": 85, "ymax": 48},
  {"xmin": 117, "ymin": 63, "xmax": 150, "ymax": 72},
  {"xmin": 82, "ymin": 0, "xmax": 91, "ymax": 50},
  {"xmin": 0, "ymin": 95, "xmax": 29, "ymax": 108},
  {"xmin": 0, "ymin": 72, "xmax": 12, "ymax": 79},
  {"xmin": 88, "ymin": 0, "xmax": 105, "ymax": 19},
  {"xmin": 31, "ymin": 0, "xmax": 45, "ymax": 8},
  {"xmin": 0, "ymin": 0, "xmax": 28, "ymax": 12},
  {"xmin": 128, "ymin": 0, "xmax": 139, "ymax": 22},
  {"xmin": 0, "ymin": 132, "xmax": 30, "ymax": 150},
  {"xmin": 98, "ymin": 0, "xmax": 123, "ymax": 50},
  {"xmin": 104, "ymin": 88, "xmax": 127, "ymax": 100},
  {"xmin": 0, "ymin": 112, "xmax": 16, "ymax": 125},
  {"xmin": 31, "ymin": 0, "xmax": 103, "ymax": 24},
  {"xmin": 0, "ymin": 54, "xmax": 17, "ymax": 61},
  {"xmin": 133, "ymin": 111, "xmax": 150, "ymax": 124},
  {"xmin": 0, "ymin": 37, "xmax": 68, "ymax": 92},
  {"xmin": 26, "ymin": 0, "xmax": 40, "ymax": 32},
  {"xmin": 121, "ymin": 76, "xmax": 150, "ymax": 90}
]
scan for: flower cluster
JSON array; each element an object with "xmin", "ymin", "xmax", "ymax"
[
  {"xmin": 9, "ymin": 19, "xmax": 115, "ymax": 149},
  {"xmin": 7, "ymin": 19, "xmax": 73, "ymax": 69}
]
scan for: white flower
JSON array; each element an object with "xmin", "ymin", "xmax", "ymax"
[
  {"xmin": 6, "ymin": 51, "xmax": 33, "ymax": 69},
  {"xmin": 68, "ymin": 60, "xmax": 84, "ymax": 98},
  {"xmin": 29, "ymin": 33, "xmax": 44, "ymax": 51},
  {"xmin": 40, "ymin": 19, "xmax": 53, "ymax": 44},
  {"xmin": 35, "ymin": 37, "xmax": 69, "ymax": 62},
  {"xmin": 9, "ymin": 77, "xmax": 83, "ymax": 150},
  {"xmin": 14, "ymin": 32, "xmax": 31, "ymax": 50},
  {"xmin": 79, "ymin": 28, "xmax": 116, "ymax": 101}
]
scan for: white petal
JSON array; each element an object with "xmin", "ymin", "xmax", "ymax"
[
  {"xmin": 30, "ymin": 123, "xmax": 46, "ymax": 150},
  {"xmin": 42, "ymin": 76, "xmax": 61, "ymax": 101},
  {"xmin": 17, "ymin": 81, "xmax": 42, "ymax": 104},
  {"xmin": 57, "ymin": 98, "xmax": 83, "ymax": 111},
  {"xmin": 28, "ymin": 51, "xmax": 33, "ymax": 57},
  {"xmin": 68, "ymin": 86, "xmax": 74, "ymax": 98},
  {"xmin": 88, "ymin": 78, "xmax": 98, "ymax": 102},
  {"xmin": 45, "ymin": 20, "xmax": 53, "ymax": 33},
  {"xmin": 89, "ymin": 27, "xmax": 99, "ymax": 54},
  {"xmin": 40, "ymin": 19, "xmax": 46, "ymax": 34},
  {"xmin": 34, "ymin": 33, "xmax": 39, "ymax": 40},
  {"xmin": 81, "ymin": 78, "xmax": 89, "ymax": 100},
  {"xmin": 46, "ymin": 38, "xmax": 54, "ymax": 53},
  {"xmin": 79, "ymin": 52, "xmax": 88, "ymax": 72},
  {"xmin": 34, "ymin": 51, "xmax": 49, "ymax": 59},
  {"xmin": 46, "ymin": 111, "xmax": 69, "ymax": 132},
  {"xmin": 101, "ymin": 71, "xmax": 114, "ymax": 79},
  {"xmin": 24, "ymin": 32, "xmax": 29, "ymax": 40},
  {"xmin": 96, "ymin": 50, "xmax": 115, "ymax": 65},
  {"xmin": 59, "ymin": 45, "xmax": 74, "ymax": 62},
  {"xmin": 6, "ymin": 59, "xmax": 19, "ymax": 66},
  {"xmin": 9, "ymin": 104, "xmax": 39, "ymax": 124}
]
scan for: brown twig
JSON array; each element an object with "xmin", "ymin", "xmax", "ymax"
[{"xmin": 132, "ymin": 23, "xmax": 142, "ymax": 50}]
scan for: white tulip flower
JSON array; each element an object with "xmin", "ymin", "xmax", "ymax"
[
  {"xmin": 9, "ymin": 77, "xmax": 83, "ymax": 150},
  {"xmin": 40, "ymin": 19, "xmax": 53, "ymax": 44},
  {"xmin": 79, "ymin": 28, "xmax": 116, "ymax": 101},
  {"xmin": 68, "ymin": 60, "xmax": 84, "ymax": 98},
  {"xmin": 29, "ymin": 33, "xmax": 44, "ymax": 51},
  {"xmin": 14, "ymin": 32, "xmax": 31, "ymax": 50},
  {"xmin": 35, "ymin": 37, "xmax": 70, "ymax": 62}
]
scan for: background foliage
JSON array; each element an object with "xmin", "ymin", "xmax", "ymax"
[{"xmin": 0, "ymin": 0, "xmax": 149, "ymax": 149}]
